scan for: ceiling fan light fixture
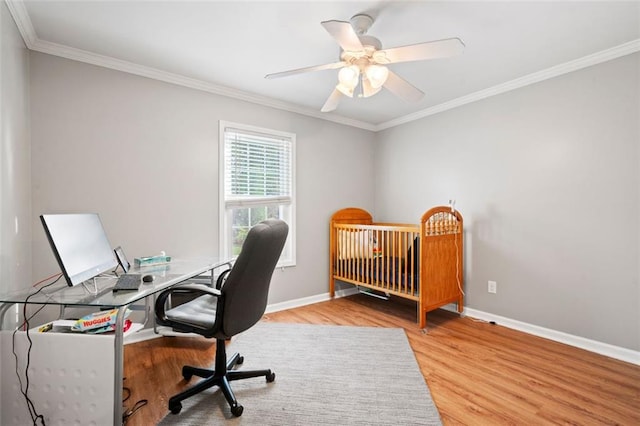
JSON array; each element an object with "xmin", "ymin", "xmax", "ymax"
[
  {"xmin": 365, "ymin": 64, "xmax": 389, "ymax": 89},
  {"xmin": 338, "ymin": 65, "xmax": 360, "ymax": 88},
  {"xmin": 268, "ymin": 14, "xmax": 465, "ymax": 112}
]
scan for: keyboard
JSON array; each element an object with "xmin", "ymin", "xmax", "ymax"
[{"xmin": 112, "ymin": 274, "xmax": 142, "ymax": 292}]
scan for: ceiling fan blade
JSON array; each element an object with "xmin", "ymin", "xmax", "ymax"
[
  {"xmin": 265, "ymin": 61, "xmax": 346, "ymax": 79},
  {"xmin": 376, "ymin": 38, "xmax": 465, "ymax": 64},
  {"xmin": 321, "ymin": 88, "xmax": 342, "ymax": 112},
  {"xmin": 383, "ymin": 71, "xmax": 424, "ymax": 102},
  {"xmin": 321, "ymin": 20, "xmax": 364, "ymax": 52}
]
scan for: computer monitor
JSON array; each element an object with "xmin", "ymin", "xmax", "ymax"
[{"xmin": 40, "ymin": 213, "xmax": 118, "ymax": 287}]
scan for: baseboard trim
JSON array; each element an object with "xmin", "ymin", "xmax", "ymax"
[
  {"xmin": 461, "ymin": 307, "xmax": 639, "ymax": 366},
  {"xmin": 127, "ymin": 291, "xmax": 639, "ymax": 366},
  {"xmin": 265, "ymin": 287, "xmax": 359, "ymax": 314}
]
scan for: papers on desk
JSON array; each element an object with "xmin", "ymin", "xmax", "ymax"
[
  {"xmin": 123, "ymin": 322, "xmax": 144, "ymax": 336},
  {"xmin": 35, "ymin": 320, "xmax": 76, "ymax": 333},
  {"xmin": 35, "ymin": 314, "xmax": 143, "ymax": 337}
]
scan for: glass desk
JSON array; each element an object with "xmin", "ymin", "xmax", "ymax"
[{"xmin": 0, "ymin": 257, "xmax": 232, "ymax": 426}]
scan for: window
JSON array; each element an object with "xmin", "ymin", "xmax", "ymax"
[{"xmin": 219, "ymin": 121, "xmax": 295, "ymax": 266}]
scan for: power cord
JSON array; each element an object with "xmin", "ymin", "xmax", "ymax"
[
  {"xmin": 12, "ymin": 274, "xmax": 63, "ymax": 426},
  {"xmin": 123, "ymin": 399, "xmax": 148, "ymax": 424},
  {"xmin": 469, "ymin": 317, "xmax": 497, "ymax": 325},
  {"xmin": 121, "ymin": 378, "xmax": 147, "ymax": 424},
  {"xmin": 453, "ymin": 216, "xmax": 465, "ymax": 297}
]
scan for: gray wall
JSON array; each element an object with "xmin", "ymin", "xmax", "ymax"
[
  {"xmin": 0, "ymin": 0, "xmax": 31, "ymax": 400},
  {"xmin": 29, "ymin": 52, "xmax": 375, "ymax": 305},
  {"xmin": 374, "ymin": 53, "xmax": 640, "ymax": 351},
  {"xmin": 0, "ymin": 2, "xmax": 31, "ymax": 299}
]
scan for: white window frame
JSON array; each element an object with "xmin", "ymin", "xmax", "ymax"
[{"xmin": 219, "ymin": 120, "xmax": 296, "ymax": 267}]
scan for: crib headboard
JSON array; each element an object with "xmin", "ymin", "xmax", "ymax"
[
  {"xmin": 330, "ymin": 208, "xmax": 373, "ymax": 225},
  {"xmin": 329, "ymin": 208, "xmax": 372, "ymax": 297},
  {"xmin": 420, "ymin": 206, "xmax": 464, "ymax": 309}
]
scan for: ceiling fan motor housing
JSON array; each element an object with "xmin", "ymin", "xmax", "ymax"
[
  {"xmin": 341, "ymin": 14, "xmax": 384, "ymax": 66},
  {"xmin": 358, "ymin": 35, "xmax": 382, "ymax": 51},
  {"xmin": 350, "ymin": 14, "xmax": 374, "ymax": 35}
]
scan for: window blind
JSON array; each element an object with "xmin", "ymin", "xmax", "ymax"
[{"xmin": 223, "ymin": 127, "xmax": 292, "ymax": 203}]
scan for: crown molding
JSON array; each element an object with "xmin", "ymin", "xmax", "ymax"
[
  {"xmin": 6, "ymin": 1, "xmax": 639, "ymax": 133},
  {"xmin": 375, "ymin": 39, "xmax": 640, "ymax": 131},
  {"xmin": 28, "ymin": 38, "xmax": 377, "ymax": 132},
  {"xmin": 5, "ymin": 0, "xmax": 36, "ymax": 48}
]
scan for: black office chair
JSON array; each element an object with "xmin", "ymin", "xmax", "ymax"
[{"xmin": 155, "ymin": 219, "xmax": 288, "ymax": 417}]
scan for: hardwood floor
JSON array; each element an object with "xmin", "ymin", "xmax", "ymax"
[{"xmin": 123, "ymin": 294, "xmax": 640, "ymax": 425}]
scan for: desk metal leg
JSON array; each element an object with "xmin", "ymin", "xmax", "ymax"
[
  {"xmin": 113, "ymin": 306, "xmax": 127, "ymax": 425},
  {"xmin": 153, "ymin": 293, "xmax": 160, "ymax": 335},
  {"xmin": 142, "ymin": 297, "xmax": 150, "ymax": 326}
]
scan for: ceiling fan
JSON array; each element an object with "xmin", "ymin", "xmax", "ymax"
[{"xmin": 265, "ymin": 14, "xmax": 465, "ymax": 112}]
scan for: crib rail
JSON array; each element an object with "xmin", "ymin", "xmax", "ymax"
[{"xmin": 332, "ymin": 223, "xmax": 420, "ymax": 300}]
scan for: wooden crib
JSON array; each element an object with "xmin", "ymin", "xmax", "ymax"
[{"xmin": 329, "ymin": 206, "xmax": 464, "ymax": 328}]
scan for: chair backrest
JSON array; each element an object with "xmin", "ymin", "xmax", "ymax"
[{"xmin": 219, "ymin": 219, "xmax": 288, "ymax": 337}]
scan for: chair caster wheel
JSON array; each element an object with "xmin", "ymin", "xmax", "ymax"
[
  {"xmin": 169, "ymin": 401, "xmax": 182, "ymax": 414},
  {"xmin": 237, "ymin": 355, "xmax": 244, "ymax": 365},
  {"xmin": 231, "ymin": 404, "xmax": 244, "ymax": 417},
  {"xmin": 181, "ymin": 367, "xmax": 193, "ymax": 381},
  {"xmin": 266, "ymin": 371, "xmax": 276, "ymax": 382}
]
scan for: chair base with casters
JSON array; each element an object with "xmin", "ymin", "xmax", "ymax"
[{"xmin": 168, "ymin": 337, "xmax": 276, "ymax": 417}]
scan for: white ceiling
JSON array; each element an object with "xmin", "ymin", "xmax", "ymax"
[{"xmin": 9, "ymin": 1, "xmax": 640, "ymax": 130}]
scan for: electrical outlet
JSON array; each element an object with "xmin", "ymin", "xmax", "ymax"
[{"xmin": 488, "ymin": 280, "xmax": 497, "ymax": 294}]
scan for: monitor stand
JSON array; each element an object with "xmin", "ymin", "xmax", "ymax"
[{"xmin": 81, "ymin": 277, "xmax": 99, "ymax": 295}]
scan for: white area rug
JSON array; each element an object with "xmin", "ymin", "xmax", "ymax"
[{"xmin": 158, "ymin": 322, "xmax": 441, "ymax": 425}]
